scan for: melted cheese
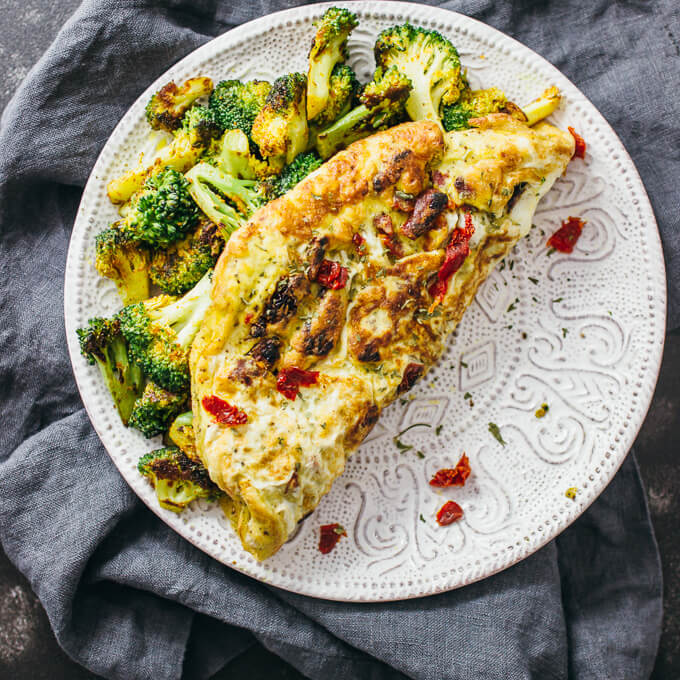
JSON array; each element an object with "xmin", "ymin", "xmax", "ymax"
[{"xmin": 191, "ymin": 116, "xmax": 574, "ymax": 560}]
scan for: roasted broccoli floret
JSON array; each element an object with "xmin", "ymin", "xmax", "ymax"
[
  {"xmin": 118, "ymin": 270, "xmax": 213, "ymax": 393},
  {"xmin": 260, "ymin": 150, "xmax": 324, "ymax": 199},
  {"xmin": 150, "ymin": 219, "xmax": 224, "ymax": 295},
  {"xmin": 306, "ymin": 7, "xmax": 358, "ymax": 121},
  {"xmin": 275, "ymin": 149, "xmax": 324, "ymax": 195},
  {"xmin": 185, "ymin": 163, "xmax": 262, "ymax": 237},
  {"xmin": 128, "ymin": 382, "xmax": 187, "ymax": 438},
  {"xmin": 121, "ymin": 168, "xmax": 199, "ymax": 248},
  {"xmin": 138, "ymin": 446, "xmax": 223, "ymax": 512},
  {"xmin": 251, "ymin": 73, "xmax": 309, "ymax": 167},
  {"xmin": 181, "ymin": 105, "xmax": 224, "ymax": 147},
  {"xmin": 441, "ymin": 87, "xmax": 509, "ymax": 131},
  {"xmin": 77, "ymin": 316, "xmax": 144, "ymax": 425},
  {"xmin": 374, "ymin": 23, "xmax": 465, "ymax": 126},
  {"xmin": 208, "ymin": 79, "xmax": 271, "ymax": 138},
  {"xmin": 167, "ymin": 411, "xmax": 198, "ymax": 460},
  {"xmin": 311, "ymin": 64, "xmax": 359, "ymax": 129},
  {"xmin": 314, "ymin": 66, "xmax": 412, "ymax": 159},
  {"xmin": 107, "ymin": 136, "xmax": 202, "ymax": 205},
  {"xmin": 108, "ymin": 103, "xmax": 219, "ymax": 205},
  {"xmin": 145, "ymin": 77, "xmax": 214, "ymax": 133},
  {"xmin": 95, "ymin": 225, "xmax": 150, "ymax": 304}
]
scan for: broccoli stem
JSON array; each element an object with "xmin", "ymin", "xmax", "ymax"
[
  {"xmin": 173, "ymin": 411, "xmax": 194, "ymax": 427},
  {"xmin": 315, "ymin": 104, "xmax": 374, "ymax": 158},
  {"xmin": 147, "ymin": 269, "xmax": 213, "ymax": 348},
  {"xmin": 308, "ymin": 51, "xmax": 338, "ymax": 119},
  {"xmin": 104, "ymin": 335, "xmax": 145, "ymax": 424},
  {"xmin": 522, "ymin": 86, "xmax": 562, "ymax": 126},
  {"xmin": 400, "ymin": 53, "xmax": 451, "ymax": 124},
  {"xmin": 77, "ymin": 318, "xmax": 145, "ymax": 425},
  {"xmin": 186, "ymin": 177, "xmax": 243, "ymax": 236},
  {"xmin": 192, "ymin": 164, "xmax": 259, "ymax": 214},
  {"xmin": 186, "ymin": 163, "xmax": 261, "ymax": 237}
]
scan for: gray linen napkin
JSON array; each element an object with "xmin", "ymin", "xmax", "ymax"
[{"xmin": 1, "ymin": 1, "xmax": 676, "ymax": 678}]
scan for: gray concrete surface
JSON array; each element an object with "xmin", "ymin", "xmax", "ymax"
[{"xmin": 0, "ymin": 2, "xmax": 677, "ymax": 678}]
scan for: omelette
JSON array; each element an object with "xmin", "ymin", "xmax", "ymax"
[{"xmin": 190, "ymin": 115, "xmax": 575, "ymax": 560}]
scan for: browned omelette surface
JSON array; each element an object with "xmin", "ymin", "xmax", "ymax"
[{"xmin": 191, "ymin": 117, "xmax": 574, "ymax": 560}]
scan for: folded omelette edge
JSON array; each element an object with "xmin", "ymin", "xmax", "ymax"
[{"xmin": 190, "ymin": 117, "xmax": 574, "ymax": 561}]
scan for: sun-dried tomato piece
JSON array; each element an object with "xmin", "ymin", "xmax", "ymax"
[
  {"xmin": 432, "ymin": 169, "xmax": 448, "ymax": 187},
  {"xmin": 202, "ymin": 395, "xmax": 247, "ymax": 425},
  {"xmin": 436, "ymin": 500, "xmax": 464, "ymax": 526},
  {"xmin": 276, "ymin": 366, "xmax": 320, "ymax": 401},
  {"xmin": 314, "ymin": 260, "xmax": 349, "ymax": 289},
  {"xmin": 428, "ymin": 211, "xmax": 475, "ymax": 302},
  {"xmin": 430, "ymin": 453, "xmax": 471, "ymax": 487},
  {"xmin": 547, "ymin": 216, "xmax": 586, "ymax": 253},
  {"xmin": 568, "ymin": 127, "xmax": 586, "ymax": 159},
  {"xmin": 352, "ymin": 232, "xmax": 366, "ymax": 254},
  {"xmin": 319, "ymin": 523, "xmax": 346, "ymax": 554},
  {"xmin": 374, "ymin": 213, "xmax": 403, "ymax": 258},
  {"xmin": 463, "ymin": 210, "xmax": 474, "ymax": 233}
]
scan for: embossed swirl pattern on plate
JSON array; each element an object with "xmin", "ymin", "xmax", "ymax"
[{"xmin": 64, "ymin": 2, "xmax": 665, "ymax": 601}]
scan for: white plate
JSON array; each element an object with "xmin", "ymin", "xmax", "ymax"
[{"xmin": 64, "ymin": 2, "xmax": 666, "ymax": 601}]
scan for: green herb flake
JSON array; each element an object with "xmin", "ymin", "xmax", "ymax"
[
  {"xmin": 436, "ymin": 425, "xmax": 443, "ymax": 436},
  {"xmin": 416, "ymin": 450, "xmax": 425, "ymax": 459},
  {"xmin": 553, "ymin": 297, "xmax": 563, "ymax": 303},
  {"xmin": 562, "ymin": 328, "xmax": 568, "ymax": 338},
  {"xmin": 394, "ymin": 423, "xmax": 431, "ymax": 439},
  {"xmin": 333, "ymin": 524, "xmax": 346, "ymax": 535},
  {"xmin": 528, "ymin": 276, "xmax": 539, "ymax": 285},
  {"xmin": 488, "ymin": 422, "xmax": 506, "ymax": 446},
  {"xmin": 463, "ymin": 392, "xmax": 472, "ymax": 400},
  {"xmin": 393, "ymin": 423, "xmax": 431, "ymax": 454},
  {"xmin": 546, "ymin": 248, "xmax": 556, "ymax": 257},
  {"xmin": 460, "ymin": 360, "xmax": 468, "ymax": 368},
  {"xmin": 395, "ymin": 440, "xmax": 412, "ymax": 453},
  {"xmin": 419, "ymin": 513, "xmax": 426, "ymax": 523}
]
